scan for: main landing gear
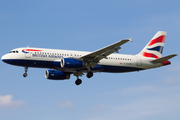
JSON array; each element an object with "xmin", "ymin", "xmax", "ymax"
[
  {"xmin": 86, "ymin": 71, "xmax": 93, "ymax": 78},
  {"xmin": 74, "ymin": 72, "xmax": 83, "ymax": 86},
  {"xmin": 23, "ymin": 66, "xmax": 28, "ymax": 77},
  {"xmin": 74, "ymin": 71, "xmax": 94, "ymax": 85},
  {"xmin": 75, "ymin": 79, "xmax": 82, "ymax": 85}
]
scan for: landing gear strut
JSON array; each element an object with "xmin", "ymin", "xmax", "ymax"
[
  {"xmin": 85, "ymin": 63, "xmax": 94, "ymax": 78},
  {"xmin": 86, "ymin": 71, "xmax": 93, "ymax": 78},
  {"xmin": 23, "ymin": 66, "xmax": 28, "ymax": 77}
]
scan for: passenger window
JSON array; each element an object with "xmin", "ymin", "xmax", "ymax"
[{"xmin": 16, "ymin": 51, "xmax": 18, "ymax": 53}]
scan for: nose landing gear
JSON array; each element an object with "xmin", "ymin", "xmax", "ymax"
[{"xmin": 23, "ymin": 66, "xmax": 28, "ymax": 77}]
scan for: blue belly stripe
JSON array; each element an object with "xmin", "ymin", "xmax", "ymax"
[{"xmin": 2, "ymin": 59, "xmax": 144, "ymax": 73}]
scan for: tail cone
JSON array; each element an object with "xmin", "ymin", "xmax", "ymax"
[{"xmin": 162, "ymin": 60, "xmax": 171, "ymax": 66}]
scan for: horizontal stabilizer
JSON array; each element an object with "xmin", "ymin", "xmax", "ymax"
[{"xmin": 151, "ymin": 54, "xmax": 177, "ymax": 63}]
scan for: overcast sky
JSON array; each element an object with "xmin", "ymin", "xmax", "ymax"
[{"xmin": 0, "ymin": 0, "xmax": 180, "ymax": 120}]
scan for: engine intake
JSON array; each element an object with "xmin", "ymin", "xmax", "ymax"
[
  {"xmin": 45, "ymin": 70, "xmax": 70, "ymax": 80},
  {"xmin": 61, "ymin": 58, "xmax": 84, "ymax": 68}
]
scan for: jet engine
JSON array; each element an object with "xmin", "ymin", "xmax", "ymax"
[
  {"xmin": 61, "ymin": 58, "xmax": 84, "ymax": 68},
  {"xmin": 45, "ymin": 70, "xmax": 70, "ymax": 80}
]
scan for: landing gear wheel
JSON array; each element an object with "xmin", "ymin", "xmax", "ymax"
[
  {"xmin": 23, "ymin": 66, "xmax": 28, "ymax": 77},
  {"xmin": 86, "ymin": 71, "xmax": 93, "ymax": 78},
  {"xmin": 23, "ymin": 73, "xmax": 28, "ymax": 77},
  {"xmin": 75, "ymin": 79, "xmax": 82, "ymax": 85}
]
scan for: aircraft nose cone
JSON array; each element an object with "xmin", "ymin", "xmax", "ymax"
[
  {"xmin": 1, "ymin": 54, "xmax": 17, "ymax": 65},
  {"xmin": 1, "ymin": 55, "xmax": 5, "ymax": 61},
  {"xmin": 1, "ymin": 54, "xmax": 9, "ymax": 63}
]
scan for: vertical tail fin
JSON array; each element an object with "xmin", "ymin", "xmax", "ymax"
[{"xmin": 139, "ymin": 31, "xmax": 167, "ymax": 59}]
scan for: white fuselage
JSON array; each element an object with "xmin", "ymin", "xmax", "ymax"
[{"xmin": 1, "ymin": 47, "xmax": 163, "ymax": 73}]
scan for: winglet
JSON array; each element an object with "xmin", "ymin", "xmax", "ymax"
[{"xmin": 129, "ymin": 37, "xmax": 133, "ymax": 42}]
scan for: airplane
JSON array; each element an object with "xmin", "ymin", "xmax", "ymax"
[{"xmin": 1, "ymin": 31, "xmax": 177, "ymax": 85}]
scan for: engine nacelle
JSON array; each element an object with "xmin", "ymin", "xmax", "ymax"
[
  {"xmin": 61, "ymin": 58, "xmax": 84, "ymax": 68},
  {"xmin": 45, "ymin": 70, "xmax": 70, "ymax": 80}
]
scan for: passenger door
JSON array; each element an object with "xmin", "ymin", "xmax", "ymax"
[
  {"xmin": 136, "ymin": 56, "xmax": 142, "ymax": 66},
  {"xmin": 25, "ymin": 52, "xmax": 31, "ymax": 58}
]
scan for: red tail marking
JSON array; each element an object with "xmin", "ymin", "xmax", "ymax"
[
  {"xmin": 148, "ymin": 35, "xmax": 166, "ymax": 46},
  {"xmin": 141, "ymin": 52, "xmax": 159, "ymax": 59}
]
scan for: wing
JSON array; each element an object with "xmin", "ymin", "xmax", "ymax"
[{"xmin": 81, "ymin": 38, "xmax": 132, "ymax": 68}]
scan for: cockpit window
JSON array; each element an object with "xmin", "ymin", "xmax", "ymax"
[
  {"xmin": 9, "ymin": 50, "xmax": 18, "ymax": 53},
  {"xmin": 9, "ymin": 51, "xmax": 14, "ymax": 53}
]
